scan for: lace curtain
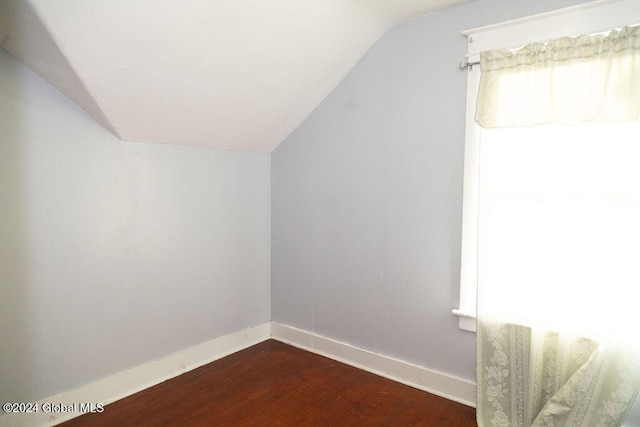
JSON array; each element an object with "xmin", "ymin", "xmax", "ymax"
[
  {"xmin": 475, "ymin": 26, "xmax": 640, "ymax": 127},
  {"xmin": 475, "ymin": 26, "xmax": 640, "ymax": 427}
]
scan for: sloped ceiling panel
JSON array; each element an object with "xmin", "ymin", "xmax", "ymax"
[
  {"xmin": 0, "ymin": 0, "xmax": 473, "ymax": 152},
  {"xmin": 0, "ymin": 0, "xmax": 117, "ymax": 135}
]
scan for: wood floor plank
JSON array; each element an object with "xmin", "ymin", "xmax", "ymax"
[{"xmin": 60, "ymin": 340, "xmax": 477, "ymax": 426}]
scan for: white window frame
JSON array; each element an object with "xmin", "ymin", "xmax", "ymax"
[{"xmin": 453, "ymin": 0, "xmax": 640, "ymax": 332}]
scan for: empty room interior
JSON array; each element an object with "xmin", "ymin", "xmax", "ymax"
[{"xmin": 2, "ymin": 0, "xmax": 640, "ymax": 426}]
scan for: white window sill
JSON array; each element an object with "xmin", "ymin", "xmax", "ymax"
[{"xmin": 452, "ymin": 309, "xmax": 476, "ymax": 332}]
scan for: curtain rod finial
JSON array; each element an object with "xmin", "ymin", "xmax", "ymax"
[{"xmin": 460, "ymin": 60, "xmax": 479, "ymax": 70}]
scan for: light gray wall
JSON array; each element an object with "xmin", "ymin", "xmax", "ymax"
[
  {"xmin": 272, "ymin": 0, "xmax": 593, "ymax": 382},
  {"xmin": 0, "ymin": 49, "xmax": 271, "ymax": 403}
]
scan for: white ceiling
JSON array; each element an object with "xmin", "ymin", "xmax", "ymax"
[{"xmin": 0, "ymin": 0, "xmax": 472, "ymax": 152}]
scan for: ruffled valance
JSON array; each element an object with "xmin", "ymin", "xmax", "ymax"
[{"xmin": 475, "ymin": 25, "xmax": 640, "ymax": 128}]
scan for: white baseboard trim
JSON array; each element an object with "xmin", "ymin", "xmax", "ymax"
[
  {"xmin": 0, "ymin": 322, "xmax": 270, "ymax": 427},
  {"xmin": 1, "ymin": 321, "xmax": 476, "ymax": 427},
  {"xmin": 270, "ymin": 322, "xmax": 477, "ymax": 408}
]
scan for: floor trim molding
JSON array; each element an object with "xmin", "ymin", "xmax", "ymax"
[
  {"xmin": 270, "ymin": 322, "xmax": 476, "ymax": 408},
  {"xmin": 1, "ymin": 321, "xmax": 476, "ymax": 426},
  {"xmin": 0, "ymin": 323, "xmax": 271, "ymax": 427}
]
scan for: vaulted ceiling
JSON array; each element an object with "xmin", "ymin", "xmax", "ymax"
[{"xmin": 0, "ymin": 0, "xmax": 472, "ymax": 152}]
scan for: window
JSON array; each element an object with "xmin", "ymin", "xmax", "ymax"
[{"xmin": 453, "ymin": 0, "xmax": 640, "ymax": 333}]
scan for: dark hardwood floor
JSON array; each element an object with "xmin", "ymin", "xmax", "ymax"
[{"xmin": 60, "ymin": 340, "xmax": 477, "ymax": 426}]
